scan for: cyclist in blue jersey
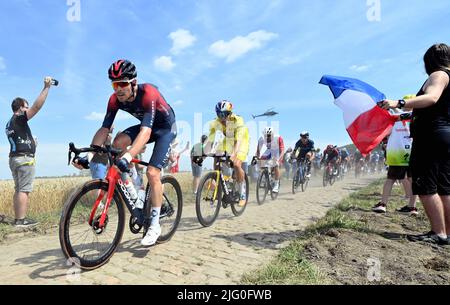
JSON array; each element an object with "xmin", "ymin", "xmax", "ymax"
[{"xmin": 292, "ymin": 131, "xmax": 315, "ymax": 177}]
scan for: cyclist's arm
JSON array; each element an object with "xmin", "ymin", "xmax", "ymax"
[
  {"xmin": 91, "ymin": 127, "xmax": 110, "ymax": 147},
  {"xmin": 278, "ymin": 137, "xmax": 285, "ymax": 163},
  {"xmin": 97, "ymin": 95, "xmax": 119, "ymax": 146},
  {"xmin": 203, "ymin": 121, "xmax": 217, "ymax": 155},
  {"xmin": 292, "ymin": 141, "xmax": 300, "ymax": 158},
  {"xmin": 128, "ymin": 126, "xmax": 151, "ymax": 157},
  {"xmin": 232, "ymin": 120, "xmax": 248, "ymax": 157},
  {"xmin": 256, "ymin": 137, "xmax": 263, "ymax": 158}
]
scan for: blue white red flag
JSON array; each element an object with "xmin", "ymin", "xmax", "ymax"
[{"xmin": 319, "ymin": 75, "xmax": 397, "ymax": 155}]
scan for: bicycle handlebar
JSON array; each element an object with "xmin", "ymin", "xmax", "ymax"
[{"xmin": 68, "ymin": 142, "xmax": 123, "ymax": 166}]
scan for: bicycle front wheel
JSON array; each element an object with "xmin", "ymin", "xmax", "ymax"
[
  {"xmin": 323, "ymin": 169, "xmax": 329, "ymax": 187},
  {"xmin": 59, "ymin": 180, "xmax": 125, "ymax": 270},
  {"xmin": 196, "ymin": 171, "xmax": 221, "ymax": 227},
  {"xmin": 157, "ymin": 175, "xmax": 183, "ymax": 243},
  {"xmin": 301, "ymin": 169, "xmax": 309, "ymax": 192},
  {"xmin": 256, "ymin": 170, "xmax": 268, "ymax": 205},
  {"xmin": 292, "ymin": 169, "xmax": 300, "ymax": 194},
  {"xmin": 231, "ymin": 174, "xmax": 249, "ymax": 216}
]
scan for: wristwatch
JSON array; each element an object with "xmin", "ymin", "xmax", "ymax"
[{"xmin": 397, "ymin": 99, "xmax": 406, "ymax": 109}]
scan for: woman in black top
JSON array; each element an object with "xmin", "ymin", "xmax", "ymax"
[{"xmin": 381, "ymin": 43, "xmax": 450, "ymax": 245}]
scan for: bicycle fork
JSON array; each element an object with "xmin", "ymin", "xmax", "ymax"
[{"xmin": 88, "ymin": 166, "xmax": 121, "ymax": 229}]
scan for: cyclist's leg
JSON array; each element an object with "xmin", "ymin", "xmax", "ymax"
[
  {"xmin": 147, "ymin": 128, "xmax": 177, "ymax": 209},
  {"xmin": 305, "ymin": 152, "xmax": 313, "ymax": 176},
  {"xmin": 142, "ymin": 128, "xmax": 176, "ymax": 246},
  {"xmin": 113, "ymin": 125, "xmax": 139, "ymax": 150}
]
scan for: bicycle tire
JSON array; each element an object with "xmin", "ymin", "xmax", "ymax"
[
  {"xmin": 292, "ymin": 168, "xmax": 300, "ymax": 194},
  {"xmin": 231, "ymin": 174, "xmax": 249, "ymax": 216},
  {"xmin": 195, "ymin": 171, "xmax": 221, "ymax": 227},
  {"xmin": 256, "ymin": 170, "xmax": 269, "ymax": 205},
  {"xmin": 59, "ymin": 180, "xmax": 125, "ymax": 270},
  {"xmin": 155, "ymin": 175, "xmax": 183, "ymax": 243},
  {"xmin": 323, "ymin": 168, "xmax": 329, "ymax": 187}
]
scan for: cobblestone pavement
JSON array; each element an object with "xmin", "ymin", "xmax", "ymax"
[{"xmin": 0, "ymin": 175, "xmax": 381, "ymax": 284}]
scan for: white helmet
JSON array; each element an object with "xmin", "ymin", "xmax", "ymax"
[{"xmin": 262, "ymin": 127, "xmax": 273, "ymax": 137}]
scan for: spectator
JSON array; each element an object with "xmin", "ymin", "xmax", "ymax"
[
  {"xmin": 168, "ymin": 139, "xmax": 190, "ymax": 174},
  {"xmin": 282, "ymin": 147, "xmax": 293, "ymax": 179},
  {"xmin": 5, "ymin": 77, "xmax": 54, "ymax": 228},
  {"xmin": 381, "ymin": 43, "xmax": 450, "ymax": 245},
  {"xmin": 191, "ymin": 135, "xmax": 207, "ymax": 194},
  {"xmin": 372, "ymin": 96, "xmax": 418, "ymax": 215},
  {"xmin": 89, "ymin": 125, "xmax": 114, "ymax": 179}
]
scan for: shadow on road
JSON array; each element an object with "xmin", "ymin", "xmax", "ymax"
[{"xmin": 212, "ymin": 229, "xmax": 303, "ymax": 250}]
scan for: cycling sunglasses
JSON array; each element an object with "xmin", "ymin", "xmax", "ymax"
[
  {"xmin": 111, "ymin": 79, "xmax": 134, "ymax": 90},
  {"xmin": 217, "ymin": 111, "xmax": 231, "ymax": 119}
]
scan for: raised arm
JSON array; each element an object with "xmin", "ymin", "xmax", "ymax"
[{"xmin": 25, "ymin": 77, "xmax": 52, "ymax": 120}]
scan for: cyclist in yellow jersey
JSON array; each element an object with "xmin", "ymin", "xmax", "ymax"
[{"xmin": 204, "ymin": 100, "xmax": 249, "ymax": 206}]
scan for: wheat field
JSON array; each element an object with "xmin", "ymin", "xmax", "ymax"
[{"xmin": 0, "ymin": 172, "xmax": 195, "ymax": 220}]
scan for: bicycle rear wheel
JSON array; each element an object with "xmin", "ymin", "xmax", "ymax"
[
  {"xmin": 59, "ymin": 180, "xmax": 125, "ymax": 270},
  {"xmin": 156, "ymin": 175, "xmax": 183, "ymax": 243},
  {"xmin": 323, "ymin": 169, "xmax": 329, "ymax": 187},
  {"xmin": 231, "ymin": 174, "xmax": 249, "ymax": 216},
  {"xmin": 256, "ymin": 170, "xmax": 268, "ymax": 205},
  {"xmin": 196, "ymin": 171, "xmax": 221, "ymax": 227}
]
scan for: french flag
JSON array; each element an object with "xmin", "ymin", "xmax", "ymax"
[{"xmin": 319, "ymin": 75, "xmax": 397, "ymax": 155}]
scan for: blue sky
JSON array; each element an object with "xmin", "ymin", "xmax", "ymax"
[{"xmin": 0, "ymin": 0, "xmax": 449, "ymax": 179}]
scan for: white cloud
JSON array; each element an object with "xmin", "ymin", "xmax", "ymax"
[
  {"xmin": 349, "ymin": 65, "xmax": 370, "ymax": 72},
  {"xmin": 209, "ymin": 30, "xmax": 278, "ymax": 63},
  {"xmin": 154, "ymin": 56, "xmax": 176, "ymax": 72},
  {"xmin": 0, "ymin": 57, "xmax": 6, "ymax": 71},
  {"xmin": 84, "ymin": 111, "xmax": 134, "ymax": 121},
  {"xmin": 173, "ymin": 100, "xmax": 184, "ymax": 106},
  {"xmin": 169, "ymin": 29, "xmax": 197, "ymax": 55}
]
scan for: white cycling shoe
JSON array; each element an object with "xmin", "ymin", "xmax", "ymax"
[{"xmin": 141, "ymin": 225, "xmax": 161, "ymax": 246}]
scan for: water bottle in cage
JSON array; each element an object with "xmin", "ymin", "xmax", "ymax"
[{"xmin": 122, "ymin": 173, "xmax": 144, "ymax": 210}]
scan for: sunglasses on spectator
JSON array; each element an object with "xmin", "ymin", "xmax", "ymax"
[{"xmin": 111, "ymin": 79, "xmax": 134, "ymax": 90}]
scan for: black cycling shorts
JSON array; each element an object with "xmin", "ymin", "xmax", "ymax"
[{"xmin": 387, "ymin": 166, "xmax": 411, "ymax": 180}]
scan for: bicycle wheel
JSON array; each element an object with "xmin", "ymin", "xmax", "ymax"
[
  {"xmin": 323, "ymin": 168, "xmax": 329, "ymax": 187},
  {"xmin": 155, "ymin": 175, "xmax": 183, "ymax": 243},
  {"xmin": 292, "ymin": 168, "xmax": 300, "ymax": 194},
  {"xmin": 301, "ymin": 165, "xmax": 309, "ymax": 192},
  {"xmin": 59, "ymin": 180, "xmax": 125, "ymax": 270},
  {"xmin": 256, "ymin": 170, "xmax": 269, "ymax": 205},
  {"xmin": 196, "ymin": 171, "xmax": 221, "ymax": 227},
  {"xmin": 231, "ymin": 174, "xmax": 249, "ymax": 216}
]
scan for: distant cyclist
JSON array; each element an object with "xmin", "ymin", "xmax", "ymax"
[
  {"xmin": 254, "ymin": 127, "xmax": 285, "ymax": 193},
  {"xmin": 202, "ymin": 100, "xmax": 250, "ymax": 206},
  {"xmin": 340, "ymin": 147, "xmax": 350, "ymax": 173},
  {"xmin": 321, "ymin": 145, "xmax": 340, "ymax": 175},
  {"xmin": 292, "ymin": 131, "xmax": 315, "ymax": 178}
]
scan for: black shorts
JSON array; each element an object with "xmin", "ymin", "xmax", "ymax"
[
  {"xmin": 387, "ymin": 166, "xmax": 411, "ymax": 180},
  {"xmin": 123, "ymin": 124, "xmax": 177, "ymax": 170},
  {"xmin": 409, "ymin": 140, "xmax": 450, "ymax": 196}
]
